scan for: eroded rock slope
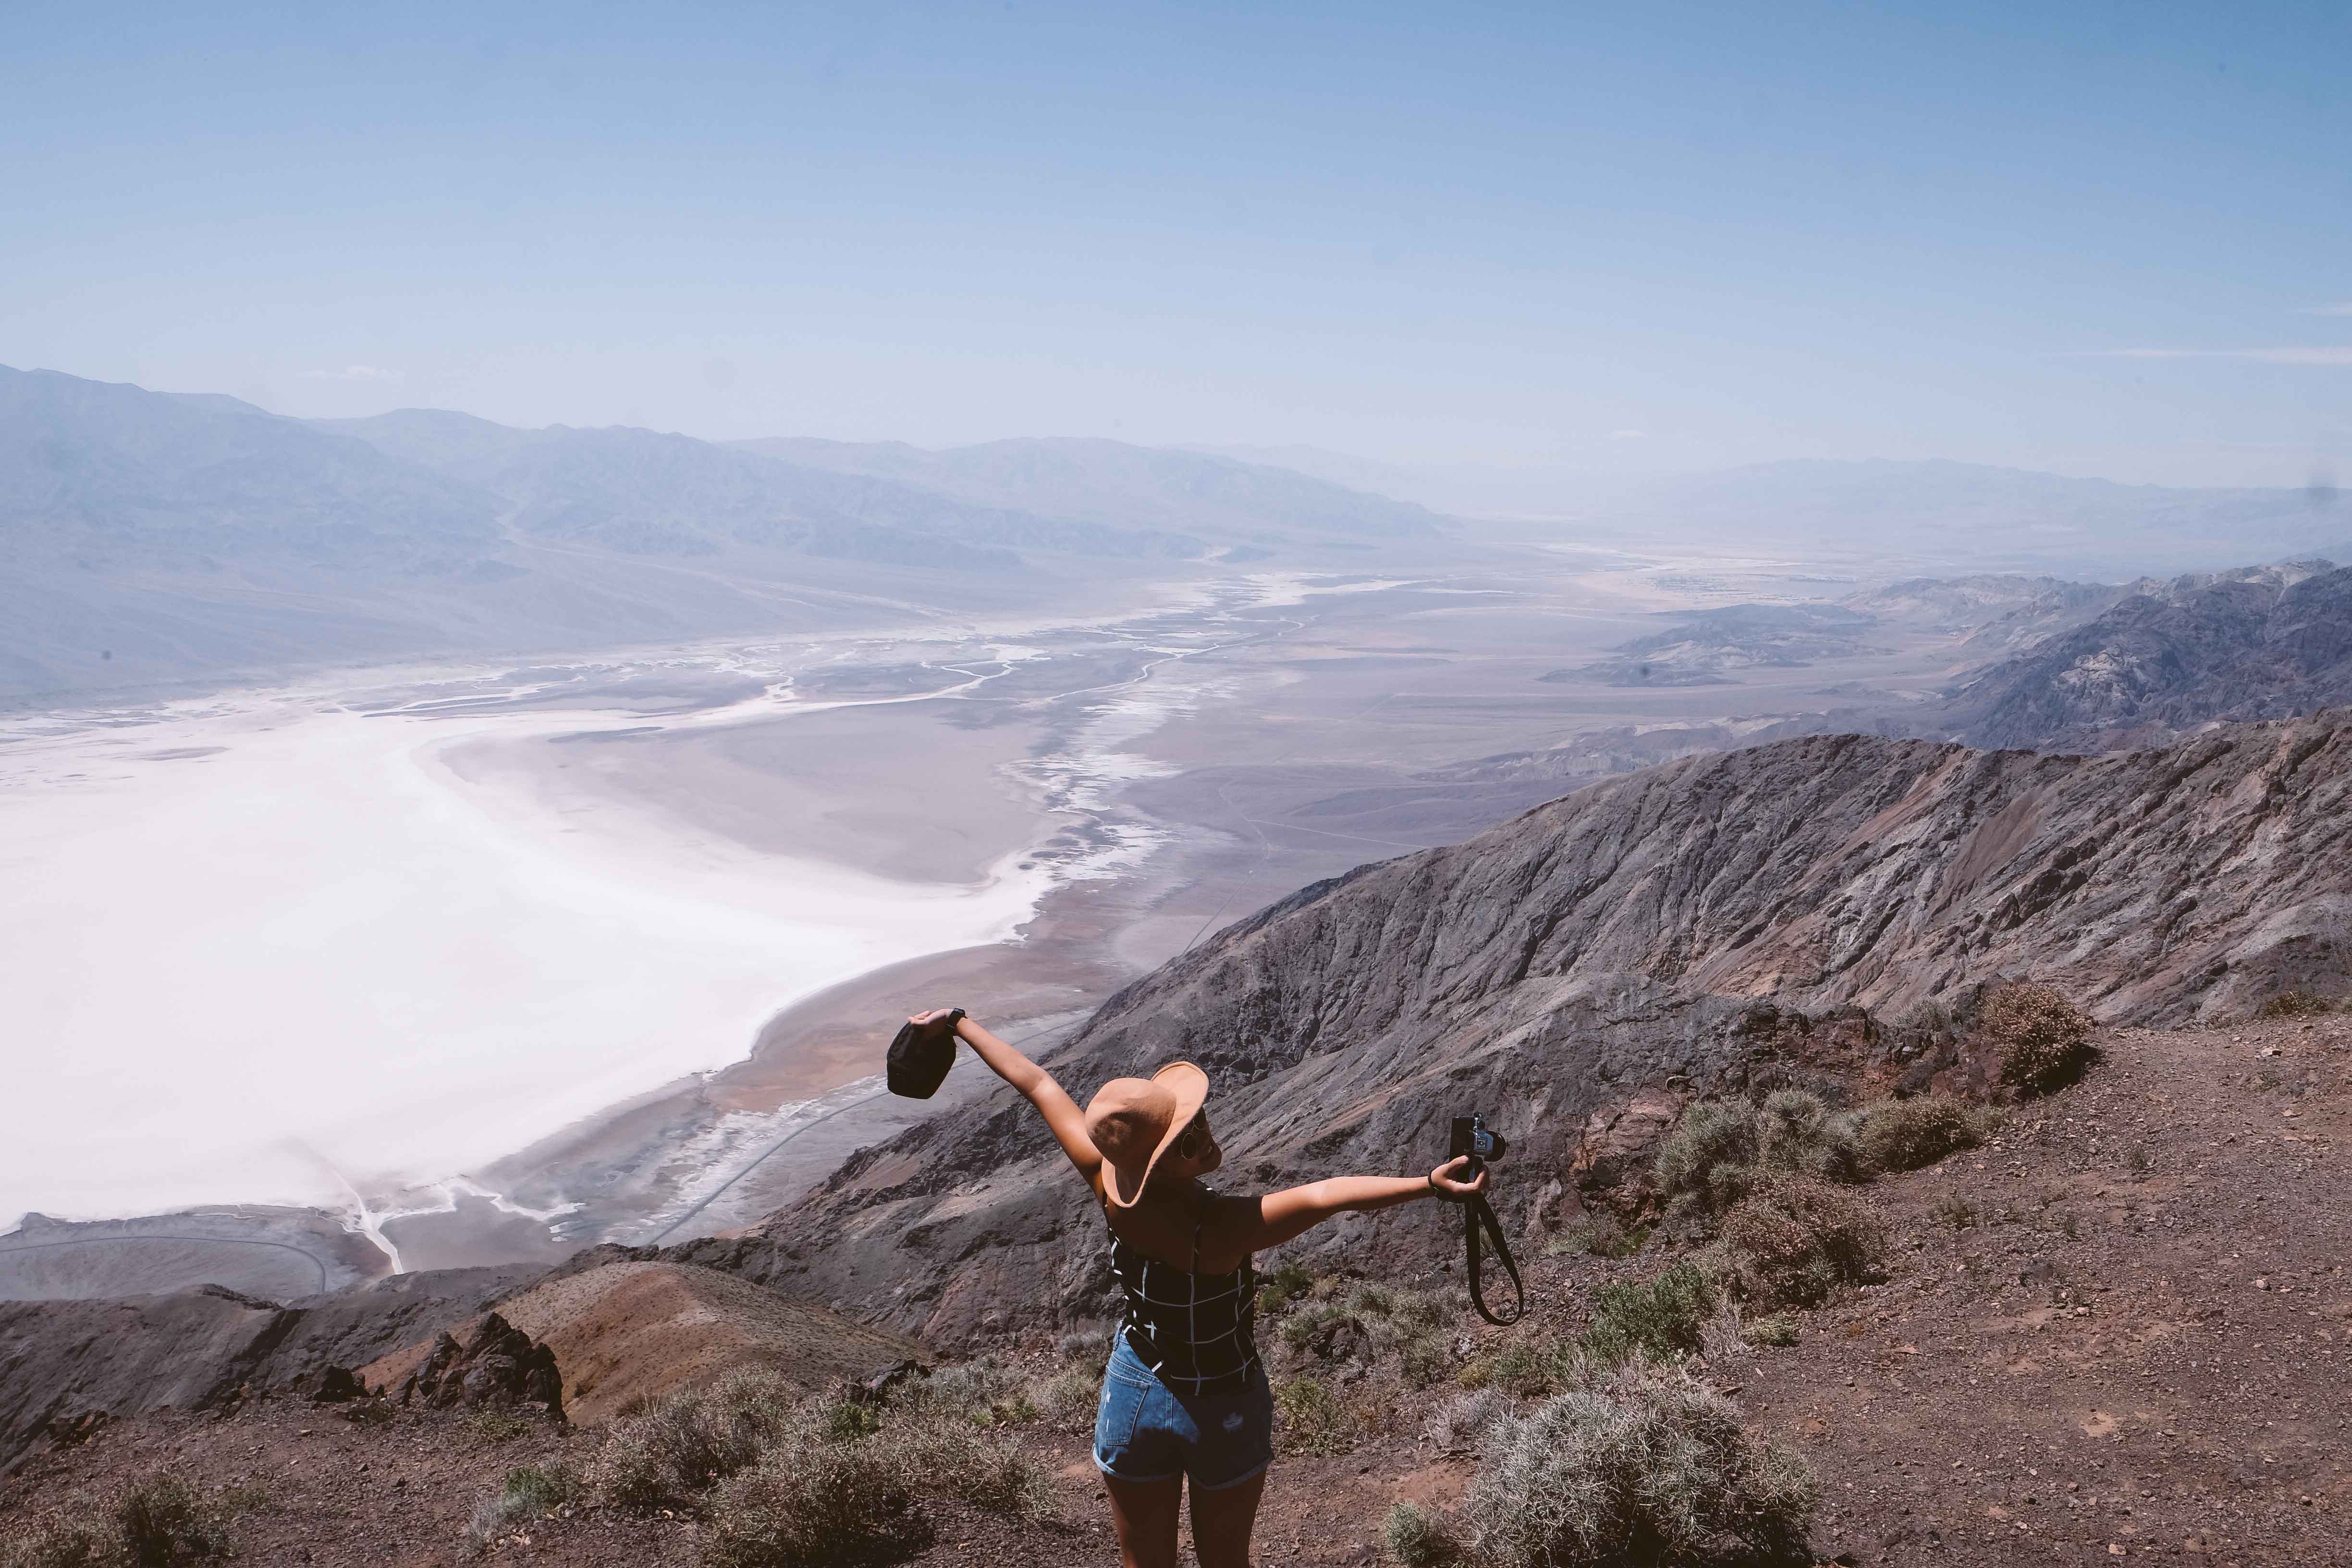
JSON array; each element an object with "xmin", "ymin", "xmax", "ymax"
[{"xmin": 684, "ymin": 714, "xmax": 2352, "ymax": 1343}]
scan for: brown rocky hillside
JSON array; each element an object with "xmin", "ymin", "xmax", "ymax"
[{"xmin": 681, "ymin": 713, "xmax": 2352, "ymax": 1345}]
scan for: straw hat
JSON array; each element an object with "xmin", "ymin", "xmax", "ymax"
[{"xmin": 1085, "ymin": 1061, "xmax": 1210, "ymax": 1209}]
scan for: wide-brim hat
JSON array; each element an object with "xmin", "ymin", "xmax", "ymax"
[{"xmin": 1085, "ymin": 1061, "xmax": 1210, "ymax": 1209}]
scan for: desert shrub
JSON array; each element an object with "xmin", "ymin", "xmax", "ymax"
[
  {"xmin": 1740, "ymin": 1314, "xmax": 1799, "ymax": 1348},
  {"xmin": 1855, "ymin": 1094, "xmax": 1984, "ymax": 1174},
  {"xmin": 1652, "ymin": 1101, "xmax": 1762, "ymax": 1213},
  {"xmin": 1697, "ymin": 1305, "xmax": 1754, "ymax": 1369},
  {"xmin": 1711, "ymin": 1177, "xmax": 1886, "ymax": 1310},
  {"xmin": 1462, "ymin": 1360, "xmax": 1818, "ymax": 1568},
  {"xmin": 701, "ymin": 1442, "xmax": 922, "ymax": 1568},
  {"xmin": 1255, "ymin": 1260, "xmax": 1315, "ymax": 1316},
  {"xmin": 1581, "ymin": 1261, "xmax": 1716, "ymax": 1367},
  {"xmin": 1384, "ymin": 1501, "xmax": 1463, "ymax": 1567},
  {"xmin": 462, "ymin": 1407, "xmax": 534, "ymax": 1443},
  {"xmin": 892, "ymin": 1355, "xmax": 1035, "ymax": 1426},
  {"xmin": 2259, "ymin": 991, "xmax": 2335, "ymax": 1019},
  {"xmin": 1030, "ymin": 1364, "xmax": 1101, "ymax": 1431},
  {"xmin": 1054, "ymin": 1323, "xmax": 1113, "ymax": 1361},
  {"xmin": 1981, "ymin": 983, "xmax": 2096, "ymax": 1095},
  {"xmin": 892, "ymin": 1410, "xmax": 1052, "ymax": 1519},
  {"xmin": 0, "ymin": 1511, "xmax": 110, "ymax": 1568},
  {"xmin": 1756, "ymin": 1091, "xmax": 1863, "ymax": 1183},
  {"xmin": 465, "ymin": 1464, "xmax": 583, "ymax": 1552},
  {"xmin": 117, "ymin": 1475, "xmax": 235, "ymax": 1566},
  {"xmin": 1546, "ymin": 1214, "xmax": 1648, "ymax": 1259},
  {"xmin": 1475, "ymin": 1337, "xmax": 1568, "ymax": 1398},
  {"xmin": 595, "ymin": 1369, "xmax": 805, "ymax": 1508},
  {"xmin": 1932, "ymin": 1194, "xmax": 1978, "ymax": 1231},
  {"xmin": 1274, "ymin": 1376, "xmax": 1354, "ymax": 1455},
  {"xmin": 1424, "ymin": 1388, "xmax": 1510, "ymax": 1454},
  {"xmin": 1399, "ymin": 1332, "xmax": 1455, "ymax": 1390}
]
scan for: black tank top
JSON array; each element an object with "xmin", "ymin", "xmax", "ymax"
[{"xmin": 1106, "ymin": 1188, "xmax": 1262, "ymax": 1395}]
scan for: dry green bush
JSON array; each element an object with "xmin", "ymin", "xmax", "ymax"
[
  {"xmin": 1582, "ymin": 1261, "xmax": 1717, "ymax": 1367},
  {"xmin": 1274, "ymin": 1376, "xmax": 1363, "ymax": 1455},
  {"xmin": 595, "ymin": 1368, "xmax": 805, "ymax": 1508},
  {"xmin": 1654, "ymin": 1091, "xmax": 1865, "ymax": 1218},
  {"xmin": 1462, "ymin": 1360, "xmax": 1818, "ymax": 1568},
  {"xmin": 1982, "ymin": 984, "xmax": 2096, "ymax": 1095},
  {"xmin": 1739, "ymin": 1314, "xmax": 1799, "ymax": 1348},
  {"xmin": 1546, "ymin": 1214, "xmax": 1648, "ymax": 1259},
  {"xmin": 1652, "ymin": 1100, "xmax": 1763, "ymax": 1213},
  {"xmin": 2258, "ymin": 991, "xmax": 2336, "ymax": 1019},
  {"xmin": 1756, "ymin": 1090, "xmax": 1863, "ymax": 1183},
  {"xmin": 1424, "ymin": 1388, "xmax": 1511, "ymax": 1453},
  {"xmin": 1384, "ymin": 1501, "xmax": 1464, "ymax": 1567},
  {"xmin": 701, "ymin": 1442, "xmax": 923, "ymax": 1568},
  {"xmin": 464, "ymin": 1464, "xmax": 583, "ymax": 1555},
  {"xmin": 1854, "ymin": 1094, "xmax": 1984, "ymax": 1174},
  {"xmin": 1710, "ymin": 1176, "xmax": 1886, "ymax": 1310},
  {"xmin": 2, "ymin": 1474, "xmax": 241, "ymax": 1568}
]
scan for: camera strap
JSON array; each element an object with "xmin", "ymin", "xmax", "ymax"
[{"xmin": 1463, "ymin": 1191, "xmax": 1525, "ymax": 1326}]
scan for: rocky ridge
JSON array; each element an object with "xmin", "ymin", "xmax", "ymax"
[{"xmin": 681, "ymin": 713, "xmax": 2352, "ymax": 1345}]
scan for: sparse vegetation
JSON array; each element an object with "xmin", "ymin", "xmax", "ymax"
[
  {"xmin": 2258, "ymin": 990, "xmax": 2335, "ymax": 1019},
  {"xmin": 1855, "ymin": 1094, "xmax": 1985, "ymax": 1173},
  {"xmin": 464, "ymin": 1464, "xmax": 583, "ymax": 1555},
  {"xmin": 2, "ymin": 1473, "xmax": 243, "ymax": 1568},
  {"xmin": 1461, "ymin": 1360, "xmax": 1818, "ymax": 1568},
  {"xmin": 1384, "ymin": 1500, "xmax": 1463, "ymax": 1567},
  {"xmin": 1424, "ymin": 1388, "xmax": 1509, "ymax": 1453},
  {"xmin": 586, "ymin": 1363, "xmax": 1045, "ymax": 1564},
  {"xmin": 461, "ymin": 1406, "xmax": 535, "ymax": 1443},
  {"xmin": 1933, "ymin": 1193, "xmax": 1979, "ymax": 1231},
  {"xmin": 1582, "ymin": 1260, "xmax": 1717, "ymax": 1366},
  {"xmin": 1710, "ymin": 1176, "xmax": 1887, "ymax": 1309},
  {"xmin": 1546, "ymin": 1214, "xmax": 1648, "ymax": 1259},
  {"xmin": 1740, "ymin": 1313, "xmax": 1800, "ymax": 1348},
  {"xmin": 1982, "ymin": 983, "xmax": 2096, "ymax": 1095},
  {"xmin": 1652, "ymin": 1099, "xmax": 1764, "ymax": 1213},
  {"xmin": 1255, "ymin": 1260, "xmax": 1315, "ymax": 1315},
  {"xmin": 1274, "ymin": 1375, "xmax": 1355, "ymax": 1455}
]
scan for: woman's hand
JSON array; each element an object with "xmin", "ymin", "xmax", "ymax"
[
  {"xmin": 907, "ymin": 1007, "xmax": 964, "ymax": 1039},
  {"xmin": 1428, "ymin": 1155, "xmax": 1488, "ymax": 1200}
]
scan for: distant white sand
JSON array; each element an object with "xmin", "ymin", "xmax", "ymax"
[{"xmin": 0, "ymin": 661, "xmax": 1052, "ymax": 1226}]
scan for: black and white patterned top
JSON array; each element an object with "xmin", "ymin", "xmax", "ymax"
[{"xmin": 1107, "ymin": 1190, "xmax": 1262, "ymax": 1395}]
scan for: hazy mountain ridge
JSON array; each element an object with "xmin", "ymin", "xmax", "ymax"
[
  {"xmin": 1593, "ymin": 458, "xmax": 2342, "ymax": 574},
  {"xmin": 735, "ymin": 435, "xmax": 1445, "ymax": 543},
  {"xmin": 320, "ymin": 411, "xmax": 1204, "ymax": 566},
  {"xmin": 0, "ymin": 368, "xmax": 1451, "ymax": 699},
  {"xmin": 0, "ymin": 367, "xmax": 500, "ymax": 574},
  {"xmin": 679, "ymin": 713, "xmax": 2352, "ymax": 1343},
  {"xmin": 1945, "ymin": 560, "xmax": 2352, "ymax": 750}
]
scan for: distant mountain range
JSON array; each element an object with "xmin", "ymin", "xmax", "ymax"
[
  {"xmin": 0, "ymin": 367, "xmax": 1452, "ymax": 700},
  {"xmin": 1943, "ymin": 561, "xmax": 2352, "ymax": 751},
  {"xmin": 1590, "ymin": 459, "xmax": 2344, "ymax": 576}
]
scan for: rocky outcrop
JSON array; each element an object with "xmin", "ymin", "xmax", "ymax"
[
  {"xmin": 1947, "ymin": 562, "xmax": 2351, "ymax": 750},
  {"xmin": 683, "ymin": 714, "xmax": 2352, "ymax": 1346},
  {"xmin": 0, "ymin": 1265, "xmax": 531, "ymax": 1468},
  {"xmin": 390, "ymin": 1312, "xmax": 564, "ymax": 1418}
]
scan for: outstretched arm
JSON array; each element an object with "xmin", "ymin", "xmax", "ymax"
[
  {"xmin": 1198, "ymin": 1157, "xmax": 1488, "ymax": 1272},
  {"xmin": 907, "ymin": 1009, "xmax": 1101, "ymax": 1186}
]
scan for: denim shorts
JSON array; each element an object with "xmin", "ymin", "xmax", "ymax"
[{"xmin": 1092, "ymin": 1331, "xmax": 1274, "ymax": 1492}]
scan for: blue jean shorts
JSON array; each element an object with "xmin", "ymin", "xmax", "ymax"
[{"xmin": 1093, "ymin": 1331, "xmax": 1274, "ymax": 1492}]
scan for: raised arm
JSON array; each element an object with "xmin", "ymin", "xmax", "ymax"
[
  {"xmin": 908, "ymin": 1009, "xmax": 1101, "ymax": 1185},
  {"xmin": 1197, "ymin": 1157, "xmax": 1488, "ymax": 1272}
]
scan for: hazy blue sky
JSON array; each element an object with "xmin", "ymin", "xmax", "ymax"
[{"xmin": 5, "ymin": 1, "xmax": 2346, "ymax": 487}]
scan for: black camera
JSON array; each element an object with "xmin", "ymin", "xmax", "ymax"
[{"xmin": 1448, "ymin": 1113, "xmax": 1507, "ymax": 1174}]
